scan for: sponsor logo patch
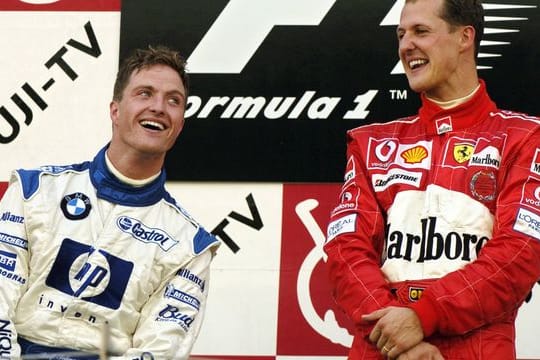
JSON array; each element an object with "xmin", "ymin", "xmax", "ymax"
[
  {"xmin": 469, "ymin": 170, "xmax": 497, "ymax": 202},
  {"xmin": 0, "ymin": 232, "xmax": 28, "ymax": 250},
  {"xmin": 372, "ymin": 169, "xmax": 422, "ymax": 192},
  {"xmin": 344, "ymin": 156, "xmax": 356, "ymax": 184},
  {"xmin": 331, "ymin": 186, "xmax": 360, "ymax": 217},
  {"xmin": 60, "ymin": 193, "xmax": 91, "ymax": 220},
  {"xmin": 176, "ymin": 268, "xmax": 206, "ymax": 292},
  {"xmin": 46, "ymin": 238, "xmax": 133, "ymax": 310},
  {"xmin": 0, "ymin": 319, "xmax": 14, "ymax": 357},
  {"xmin": 408, "ymin": 287, "xmax": 424, "ymax": 302},
  {"xmin": 156, "ymin": 304, "xmax": 195, "ymax": 332},
  {"xmin": 386, "ymin": 217, "xmax": 489, "ymax": 263},
  {"xmin": 117, "ymin": 216, "xmax": 178, "ymax": 251},
  {"xmin": 442, "ymin": 137, "xmax": 476, "ymax": 168},
  {"xmin": 327, "ymin": 214, "xmax": 356, "ymax": 242},
  {"xmin": 520, "ymin": 177, "xmax": 540, "ymax": 211},
  {"xmin": 0, "ymin": 250, "xmax": 16, "ymax": 272},
  {"xmin": 368, "ymin": 138, "xmax": 398, "ymax": 169},
  {"xmin": 164, "ymin": 284, "xmax": 201, "ymax": 310},
  {"xmin": 514, "ymin": 208, "xmax": 540, "ymax": 241},
  {"xmin": 453, "ymin": 143, "xmax": 475, "ymax": 164},
  {"xmin": 531, "ymin": 149, "xmax": 540, "ymax": 176},
  {"xmin": 395, "ymin": 141, "xmax": 432, "ymax": 169},
  {"xmin": 0, "ymin": 212, "xmax": 24, "ymax": 224},
  {"xmin": 436, "ymin": 116, "xmax": 452, "ymax": 134},
  {"xmin": 400, "ymin": 145, "xmax": 428, "ymax": 165},
  {"xmin": 469, "ymin": 143, "xmax": 501, "ymax": 169}
]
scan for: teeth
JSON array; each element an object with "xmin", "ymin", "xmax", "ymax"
[
  {"xmin": 409, "ymin": 59, "xmax": 428, "ymax": 69},
  {"xmin": 140, "ymin": 120, "xmax": 165, "ymax": 130}
]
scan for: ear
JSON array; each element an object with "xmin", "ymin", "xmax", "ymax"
[
  {"xmin": 110, "ymin": 100, "xmax": 119, "ymax": 124},
  {"xmin": 460, "ymin": 25, "xmax": 476, "ymax": 53}
]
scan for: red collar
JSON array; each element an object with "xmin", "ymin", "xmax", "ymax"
[{"xmin": 418, "ymin": 79, "xmax": 497, "ymax": 135}]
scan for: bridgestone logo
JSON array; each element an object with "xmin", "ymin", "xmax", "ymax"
[
  {"xmin": 372, "ymin": 170, "xmax": 422, "ymax": 192},
  {"xmin": 375, "ymin": 174, "xmax": 418, "ymax": 187}
]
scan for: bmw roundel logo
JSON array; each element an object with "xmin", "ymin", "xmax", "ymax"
[{"xmin": 61, "ymin": 192, "xmax": 92, "ymax": 220}]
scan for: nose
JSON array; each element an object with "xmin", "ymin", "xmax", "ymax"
[
  {"xmin": 398, "ymin": 32, "xmax": 415, "ymax": 53},
  {"xmin": 149, "ymin": 95, "xmax": 166, "ymax": 115}
]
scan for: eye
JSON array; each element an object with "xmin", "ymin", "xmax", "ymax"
[
  {"xmin": 168, "ymin": 97, "xmax": 181, "ymax": 105},
  {"xmin": 138, "ymin": 89, "xmax": 151, "ymax": 97}
]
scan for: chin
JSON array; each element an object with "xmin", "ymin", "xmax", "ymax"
[{"xmin": 406, "ymin": 79, "xmax": 429, "ymax": 94}]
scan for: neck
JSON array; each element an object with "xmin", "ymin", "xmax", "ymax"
[
  {"xmin": 105, "ymin": 153, "xmax": 160, "ymax": 187},
  {"xmin": 106, "ymin": 144, "xmax": 164, "ymax": 181},
  {"xmin": 427, "ymin": 83, "xmax": 480, "ymax": 109}
]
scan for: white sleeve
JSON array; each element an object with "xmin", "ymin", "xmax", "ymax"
[
  {"xmin": 0, "ymin": 174, "xmax": 30, "ymax": 359},
  {"xmin": 120, "ymin": 248, "xmax": 215, "ymax": 360}
]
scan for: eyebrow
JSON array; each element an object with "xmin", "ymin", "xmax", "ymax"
[{"xmin": 133, "ymin": 85, "xmax": 185, "ymax": 98}]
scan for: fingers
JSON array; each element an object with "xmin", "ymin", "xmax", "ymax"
[
  {"xmin": 369, "ymin": 326, "xmax": 381, "ymax": 343},
  {"xmin": 362, "ymin": 307, "xmax": 389, "ymax": 322},
  {"xmin": 376, "ymin": 334, "xmax": 389, "ymax": 350},
  {"xmin": 382, "ymin": 343, "xmax": 396, "ymax": 359}
]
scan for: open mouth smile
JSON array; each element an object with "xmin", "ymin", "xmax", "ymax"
[{"xmin": 140, "ymin": 120, "xmax": 166, "ymax": 131}]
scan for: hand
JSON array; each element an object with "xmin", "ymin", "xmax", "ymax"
[
  {"xmin": 396, "ymin": 341, "xmax": 444, "ymax": 360},
  {"xmin": 362, "ymin": 306, "xmax": 424, "ymax": 358}
]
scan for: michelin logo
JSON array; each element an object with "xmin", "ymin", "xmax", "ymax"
[
  {"xmin": 165, "ymin": 284, "xmax": 201, "ymax": 310},
  {"xmin": 0, "ymin": 232, "xmax": 28, "ymax": 250}
]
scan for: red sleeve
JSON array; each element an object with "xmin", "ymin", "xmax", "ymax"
[
  {"xmin": 324, "ymin": 132, "xmax": 399, "ymax": 327},
  {"xmin": 409, "ymin": 129, "xmax": 540, "ymax": 337}
]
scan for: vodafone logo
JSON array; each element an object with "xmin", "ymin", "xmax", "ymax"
[
  {"xmin": 376, "ymin": 140, "xmax": 398, "ymax": 162},
  {"xmin": 521, "ymin": 178, "xmax": 540, "ymax": 209},
  {"xmin": 527, "ymin": 186, "xmax": 540, "ymax": 208}
]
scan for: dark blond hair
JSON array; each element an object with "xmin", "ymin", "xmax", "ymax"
[{"xmin": 113, "ymin": 45, "xmax": 189, "ymax": 101}]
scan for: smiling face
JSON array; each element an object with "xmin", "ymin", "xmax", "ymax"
[
  {"xmin": 397, "ymin": 0, "xmax": 476, "ymax": 100},
  {"xmin": 109, "ymin": 64, "xmax": 186, "ymax": 162}
]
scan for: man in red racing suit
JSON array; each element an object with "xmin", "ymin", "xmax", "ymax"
[{"xmin": 324, "ymin": 0, "xmax": 540, "ymax": 359}]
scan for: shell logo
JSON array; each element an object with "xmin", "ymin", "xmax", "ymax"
[{"xmin": 400, "ymin": 146, "xmax": 428, "ymax": 164}]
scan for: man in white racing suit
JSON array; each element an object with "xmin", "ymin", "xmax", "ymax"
[{"xmin": 0, "ymin": 45, "xmax": 220, "ymax": 359}]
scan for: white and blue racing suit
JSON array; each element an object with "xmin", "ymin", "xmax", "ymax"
[{"xmin": 0, "ymin": 145, "xmax": 220, "ymax": 359}]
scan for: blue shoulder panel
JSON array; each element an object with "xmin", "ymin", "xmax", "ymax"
[
  {"xmin": 16, "ymin": 163, "xmax": 90, "ymax": 200},
  {"xmin": 193, "ymin": 227, "xmax": 220, "ymax": 255}
]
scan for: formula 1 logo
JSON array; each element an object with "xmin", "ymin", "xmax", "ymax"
[
  {"xmin": 188, "ymin": 0, "xmax": 536, "ymax": 75},
  {"xmin": 187, "ymin": 0, "xmax": 337, "ymax": 73},
  {"xmin": 380, "ymin": 0, "xmax": 537, "ymax": 74}
]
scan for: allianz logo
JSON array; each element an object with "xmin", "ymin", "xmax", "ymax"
[
  {"xmin": 0, "ymin": 212, "xmax": 24, "ymax": 224},
  {"xmin": 117, "ymin": 216, "xmax": 178, "ymax": 251}
]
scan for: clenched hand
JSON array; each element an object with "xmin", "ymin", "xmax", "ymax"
[{"xmin": 363, "ymin": 307, "xmax": 424, "ymax": 359}]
